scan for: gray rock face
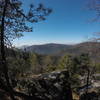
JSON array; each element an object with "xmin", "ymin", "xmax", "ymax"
[{"xmin": 17, "ymin": 70, "xmax": 73, "ymax": 100}]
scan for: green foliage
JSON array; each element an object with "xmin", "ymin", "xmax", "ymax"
[
  {"xmin": 45, "ymin": 65, "xmax": 56, "ymax": 72},
  {"xmin": 6, "ymin": 49, "xmax": 100, "ymax": 93},
  {"xmin": 77, "ymin": 53, "xmax": 95, "ymax": 77},
  {"xmin": 29, "ymin": 54, "xmax": 57, "ymax": 73},
  {"xmin": 95, "ymin": 63, "xmax": 100, "ymax": 73},
  {"xmin": 78, "ymin": 54, "xmax": 90, "ymax": 68},
  {"xmin": 57, "ymin": 54, "xmax": 80, "ymax": 89},
  {"xmin": 29, "ymin": 53, "xmax": 38, "ymax": 70},
  {"xmin": 58, "ymin": 54, "xmax": 80, "ymax": 75},
  {"xmin": 58, "ymin": 54, "xmax": 73, "ymax": 70},
  {"xmin": 7, "ymin": 51, "xmax": 31, "ymax": 78}
]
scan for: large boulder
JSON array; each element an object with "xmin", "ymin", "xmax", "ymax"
[{"xmin": 17, "ymin": 70, "xmax": 73, "ymax": 100}]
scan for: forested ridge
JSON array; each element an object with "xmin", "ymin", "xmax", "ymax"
[{"xmin": 21, "ymin": 42, "xmax": 100, "ymax": 62}]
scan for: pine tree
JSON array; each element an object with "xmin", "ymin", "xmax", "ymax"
[{"xmin": 0, "ymin": 0, "xmax": 52, "ymax": 99}]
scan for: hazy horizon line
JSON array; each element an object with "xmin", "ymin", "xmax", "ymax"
[{"xmin": 15, "ymin": 41, "xmax": 89, "ymax": 48}]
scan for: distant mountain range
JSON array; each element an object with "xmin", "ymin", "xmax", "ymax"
[
  {"xmin": 21, "ymin": 43, "xmax": 72, "ymax": 55},
  {"xmin": 21, "ymin": 42, "xmax": 100, "ymax": 62}
]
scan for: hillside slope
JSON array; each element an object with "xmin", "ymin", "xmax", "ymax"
[
  {"xmin": 25, "ymin": 43, "xmax": 72, "ymax": 55},
  {"xmin": 22, "ymin": 42, "xmax": 100, "ymax": 62}
]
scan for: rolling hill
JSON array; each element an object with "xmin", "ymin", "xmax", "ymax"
[
  {"xmin": 21, "ymin": 42, "xmax": 100, "ymax": 62},
  {"xmin": 24, "ymin": 43, "xmax": 73, "ymax": 55}
]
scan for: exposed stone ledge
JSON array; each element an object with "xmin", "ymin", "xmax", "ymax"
[{"xmin": 16, "ymin": 70, "xmax": 73, "ymax": 100}]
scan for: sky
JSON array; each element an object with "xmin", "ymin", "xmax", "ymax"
[{"xmin": 13, "ymin": 0, "xmax": 100, "ymax": 47}]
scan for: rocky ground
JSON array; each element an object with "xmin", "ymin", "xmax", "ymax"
[{"xmin": 0, "ymin": 70, "xmax": 73, "ymax": 100}]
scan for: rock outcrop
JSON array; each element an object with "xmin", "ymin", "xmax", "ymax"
[{"xmin": 17, "ymin": 70, "xmax": 73, "ymax": 100}]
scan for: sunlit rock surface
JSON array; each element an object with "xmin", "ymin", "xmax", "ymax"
[{"xmin": 17, "ymin": 70, "xmax": 73, "ymax": 100}]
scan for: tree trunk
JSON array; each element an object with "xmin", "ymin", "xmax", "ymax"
[
  {"xmin": 85, "ymin": 68, "xmax": 90, "ymax": 100},
  {"xmin": 0, "ymin": 0, "xmax": 16, "ymax": 100}
]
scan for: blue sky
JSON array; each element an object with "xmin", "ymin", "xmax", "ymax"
[{"xmin": 14, "ymin": 0, "xmax": 100, "ymax": 46}]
